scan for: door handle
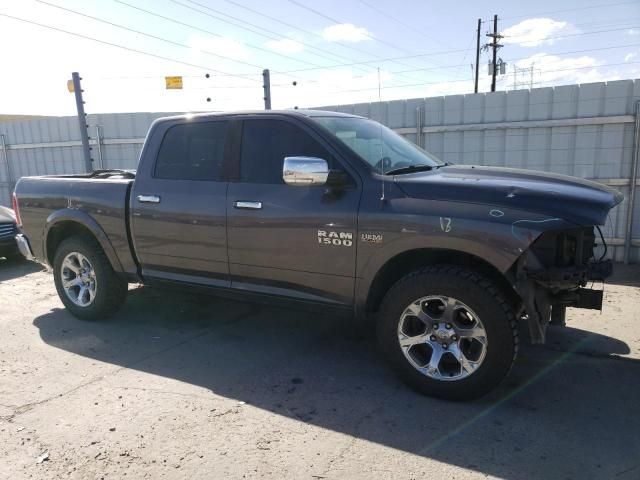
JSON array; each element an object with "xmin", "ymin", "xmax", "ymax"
[
  {"xmin": 138, "ymin": 194, "xmax": 161, "ymax": 204},
  {"xmin": 234, "ymin": 201, "xmax": 262, "ymax": 210}
]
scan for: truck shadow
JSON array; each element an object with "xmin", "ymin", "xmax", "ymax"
[
  {"xmin": 0, "ymin": 256, "xmax": 44, "ymax": 282},
  {"xmin": 33, "ymin": 286, "xmax": 640, "ymax": 480}
]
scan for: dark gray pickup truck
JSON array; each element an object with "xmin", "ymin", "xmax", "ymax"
[{"xmin": 14, "ymin": 110, "xmax": 623, "ymax": 400}]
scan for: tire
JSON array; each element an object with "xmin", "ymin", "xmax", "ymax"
[
  {"xmin": 377, "ymin": 265, "xmax": 518, "ymax": 401},
  {"xmin": 53, "ymin": 234, "xmax": 127, "ymax": 320}
]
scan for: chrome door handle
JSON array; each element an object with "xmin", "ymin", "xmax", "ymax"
[
  {"xmin": 138, "ymin": 194, "xmax": 160, "ymax": 204},
  {"xmin": 234, "ymin": 201, "xmax": 262, "ymax": 210}
]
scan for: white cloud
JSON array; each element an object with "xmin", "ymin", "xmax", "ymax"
[
  {"xmin": 627, "ymin": 28, "xmax": 640, "ymax": 36},
  {"xmin": 322, "ymin": 23, "xmax": 371, "ymax": 42},
  {"xmin": 502, "ymin": 18, "xmax": 572, "ymax": 47},
  {"xmin": 625, "ymin": 52, "xmax": 638, "ymax": 62},
  {"xmin": 188, "ymin": 35, "xmax": 249, "ymax": 60},
  {"xmin": 266, "ymin": 39, "xmax": 304, "ymax": 54}
]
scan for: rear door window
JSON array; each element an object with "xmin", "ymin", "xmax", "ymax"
[{"xmin": 155, "ymin": 121, "xmax": 228, "ymax": 181}]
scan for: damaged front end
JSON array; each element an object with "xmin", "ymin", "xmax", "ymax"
[{"xmin": 514, "ymin": 226, "xmax": 612, "ymax": 343}]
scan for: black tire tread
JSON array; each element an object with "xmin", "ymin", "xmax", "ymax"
[
  {"xmin": 53, "ymin": 234, "xmax": 127, "ymax": 320},
  {"xmin": 377, "ymin": 264, "xmax": 519, "ymax": 400}
]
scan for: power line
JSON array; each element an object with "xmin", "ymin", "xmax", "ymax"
[
  {"xmin": 357, "ymin": 0, "xmax": 445, "ymax": 47},
  {"xmin": 283, "ymin": 40, "xmax": 640, "ymax": 86},
  {"xmin": 495, "ymin": 0, "xmax": 639, "ymax": 22},
  {"xmin": 168, "ymin": 0, "xmax": 382, "ymax": 76},
  {"xmin": 321, "ymin": 60, "xmax": 640, "ymax": 94},
  {"xmin": 174, "ymin": 0, "xmax": 496, "ymax": 83},
  {"xmin": 504, "ymin": 25, "xmax": 639, "ymax": 43},
  {"xmin": 503, "ymin": 43, "xmax": 640, "ymax": 64},
  {"xmin": 287, "ymin": 0, "xmax": 412, "ymax": 55},
  {"xmin": 285, "ymin": 0, "xmax": 448, "ymax": 78},
  {"xmin": 112, "ymin": 0, "xmax": 325, "ymax": 69},
  {"xmin": 36, "ymin": 1, "xmax": 269, "ymax": 74},
  {"xmin": 169, "ymin": 0, "xmax": 433, "ymax": 84},
  {"xmin": 88, "ymin": 0, "xmax": 635, "ymax": 86},
  {"xmin": 217, "ymin": 0, "xmax": 377, "ymax": 66},
  {"xmin": 0, "ymin": 12, "xmax": 259, "ymax": 82},
  {"xmin": 275, "ymin": 47, "xmax": 472, "ymax": 74},
  {"xmin": 572, "ymin": 17, "xmax": 640, "ymax": 29},
  {"xmin": 218, "ymin": 0, "xmax": 454, "ymax": 80},
  {"xmin": 275, "ymin": 42, "xmax": 640, "ymax": 76}
]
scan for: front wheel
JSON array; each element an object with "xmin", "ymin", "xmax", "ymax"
[
  {"xmin": 53, "ymin": 235, "xmax": 127, "ymax": 320},
  {"xmin": 377, "ymin": 265, "xmax": 518, "ymax": 401}
]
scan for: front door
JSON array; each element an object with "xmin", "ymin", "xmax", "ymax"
[
  {"xmin": 227, "ymin": 118, "xmax": 360, "ymax": 305},
  {"xmin": 131, "ymin": 119, "xmax": 230, "ymax": 286}
]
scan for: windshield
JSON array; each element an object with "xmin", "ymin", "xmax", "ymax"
[{"xmin": 312, "ymin": 116, "xmax": 443, "ymax": 174}]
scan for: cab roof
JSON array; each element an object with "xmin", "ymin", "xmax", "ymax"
[{"xmin": 157, "ymin": 109, "xmax": 361, "ymax": 123}]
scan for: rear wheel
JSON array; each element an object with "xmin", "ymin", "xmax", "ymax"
[
  {"xmin": 53, "ymin": 235, "xmax": 127, "ymax": 320},
  {"xmin": 377, "ymin": 265, "xmax": 518, "ymax": 401}
]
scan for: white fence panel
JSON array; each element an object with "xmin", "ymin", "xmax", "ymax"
[{"xmin": 0, "ymin": 81, "xmax": 638, "ymax": 260}]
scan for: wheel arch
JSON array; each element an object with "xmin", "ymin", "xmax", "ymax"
[
  {"xmin": 360, "ymin": 248, "xmax": 521, "ymax": 317},
  {"xmin": 44, "ymin": 210, "xmax": 123, "ymax": 273}
]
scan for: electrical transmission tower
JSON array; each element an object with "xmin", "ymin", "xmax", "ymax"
[{"xmin": 512, "ymin": 63, "xmax": 540, "ymax": 90}]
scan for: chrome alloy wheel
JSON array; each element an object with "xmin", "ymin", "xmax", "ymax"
[
  {"xmin": 397, "ymin": 296, "xmax": 488, "ymax": 381},
  {"xmin": 60, "ymin": 251, "xmax": 97, "ymax": 307}
]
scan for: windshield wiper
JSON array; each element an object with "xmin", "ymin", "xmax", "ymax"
[{"xmin": 384, "ymin": 164, "xmax": 435, "ymax": 175}]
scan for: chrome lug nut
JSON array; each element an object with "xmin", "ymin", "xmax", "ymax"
[
  {"xmin": 442, "ymin": 343, "xmax": 448, "ymax": 349},
  {"xmin": 445, "ymin": 323, "xmax": 452, "ymax": 329},
  {"xmin": 452, "ymin": 335, "xmax": 458, "ymax": 341},
  {"xmin": 433, "ymin": 323, "xmax": 439, "ymax": 329},
  {"xmin": 430, "ymin": 335, "xmax": 436, "ymax": 342}
]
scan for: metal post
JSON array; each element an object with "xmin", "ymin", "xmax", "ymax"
[
  {"xmin": 262, "ymin": 69, "xmax": 271, "ymax": 110},
  {"xmin": 474, "ymin": 18, "xmax": 481, "ymax": 94},
  {"xmin": 0, "ymin": 134, "xmax": 14, "ymax": 190},
  {"xmin": 624, "ymin": 100, "xmax": 640, "ymax": 264},
  {"xmin": 415, "ymin": 106, "xmax": 423, "ymax": 149},
  {"xmin": 72, "ymin": 72, "xmax": 93, "ymax": 172},
  {"xmin": 94, "ymin": 125, "xmax": 104, "ymax": 170}
]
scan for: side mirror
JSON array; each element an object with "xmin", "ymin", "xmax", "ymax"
[{"xmin": 283, "ymin": 156, "xmax": 329, "ymax": 186}]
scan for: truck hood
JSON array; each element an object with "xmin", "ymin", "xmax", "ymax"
[{"xmin": 394, "ymin": 165, "xmax": 624, "ymax": 225}]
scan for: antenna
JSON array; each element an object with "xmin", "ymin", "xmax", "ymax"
[{"xmin": 378, "ymin": 67, "xmax": 386, "ymax": 203}]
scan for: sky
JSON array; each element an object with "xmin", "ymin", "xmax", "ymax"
[{"xmin": 0, "ymin": 0, "xmax": 639, "ymax": 115}]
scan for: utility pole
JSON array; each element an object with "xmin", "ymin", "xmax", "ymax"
[
  {"xmin": 490, "ymin": 15, "xmax": 498, "ymax": 92},
  {"xmin": 262, "ymin": 69, "xmax": 271, "ymax": 110},
  {"xmin": 474, "ymin": 18, "xmax": 481, "ymax": 93},
  {"xmin": 486, "ymin": 14, "xmax": 503, "ymax": 92},
  {"xmin": 71, "ymin": 72, "xmax": 93, "ymax": 172}
]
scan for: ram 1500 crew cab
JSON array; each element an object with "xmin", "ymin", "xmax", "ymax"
[{"xmin": 14, "ymin": 110, "xmax": 623, "ymax": 400}]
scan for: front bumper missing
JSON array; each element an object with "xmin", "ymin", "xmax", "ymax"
[
  {"xmin": 514, "ymin": 254, "xmax": 611, "ymax": 344},
  {"xmin": 15, "ymin": 233, "xmax": 35, "ymax": 261}
]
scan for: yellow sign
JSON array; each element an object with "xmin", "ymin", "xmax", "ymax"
[
  {"xmin": 165, "ymin": 76, "xmax": 183, "ymax": 90},
  {"xmin": 67, "ymin": 79, "xmax": 74, "ymax": 93}
]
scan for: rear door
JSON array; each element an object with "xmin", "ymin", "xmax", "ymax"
[
  {"xmin": 131, "ymin": 119, "xmax": 230, "ymax": 286},
  {"xmin": 226, "ymin": 117, "xmax": 361, "ymax": 305}
]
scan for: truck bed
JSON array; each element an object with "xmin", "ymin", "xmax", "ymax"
[{"xmin": 15, "ymin": 171, "xmax": 139, "ymax": 276}]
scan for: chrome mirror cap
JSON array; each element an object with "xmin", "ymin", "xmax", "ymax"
[{"xmin": 283, "ymin": 156, "xmax": 329, "ymax": 186}]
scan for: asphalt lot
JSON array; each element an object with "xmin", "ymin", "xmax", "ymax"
[{"xmin": 0, "ymin": 256, "xmax": 639, "ymax": 480}]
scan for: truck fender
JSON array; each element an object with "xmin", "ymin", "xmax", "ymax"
[
  {"xmin": 353, "ymin": 232, "xmax": 524, "ymax": 318},
  {"xmin": 43, "ymin": 209, "xmax": 124, "ymax": 272}
]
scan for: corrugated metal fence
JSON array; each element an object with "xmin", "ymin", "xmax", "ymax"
[{"xmin": 1, "ymin": 81, "xmax": 639, "ymax": 261}]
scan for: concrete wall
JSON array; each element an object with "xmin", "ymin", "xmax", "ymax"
[{"xmin": 0, "ymin": 80, "xmax": 638, "ymax": 260}]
